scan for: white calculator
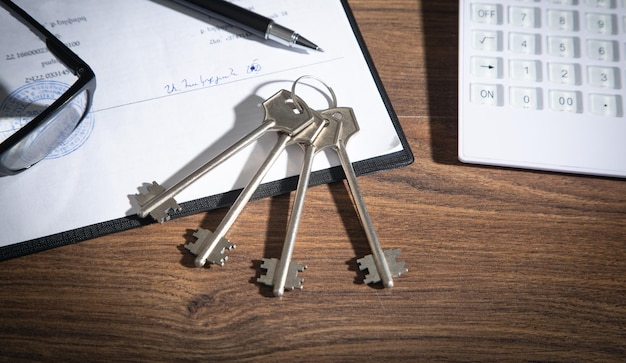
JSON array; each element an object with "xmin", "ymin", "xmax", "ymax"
[{"xmin": 458, "ymin": 0, "xmax": 626, "ymax": 178}]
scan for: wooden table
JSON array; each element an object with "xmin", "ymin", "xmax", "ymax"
[{"xmin": 1, "ymin": 1, "xmax": 625, "ymax": 361}]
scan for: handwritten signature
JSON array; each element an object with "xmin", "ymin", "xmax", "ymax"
[{"xmin": 164, "ymin": 60, "xmax": 262, "ymax": 95}]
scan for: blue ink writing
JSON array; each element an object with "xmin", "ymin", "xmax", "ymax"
[{"xmin": 164, "ymin": 60, "xmax": 262, "ymax": 95}]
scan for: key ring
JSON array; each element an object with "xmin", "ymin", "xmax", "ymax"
[{"xmin": 291, "ymin": 75, "xmax": 337, "ymax": 113}]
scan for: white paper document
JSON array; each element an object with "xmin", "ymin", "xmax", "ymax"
[{"xmin": 0, "ymin": 0, "xmax": 409, "ymax": 249}]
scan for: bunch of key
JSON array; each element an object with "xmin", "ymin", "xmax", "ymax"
[{"xmin": 132, "ymin": 76, "xmax": 407, "ymax": 297}]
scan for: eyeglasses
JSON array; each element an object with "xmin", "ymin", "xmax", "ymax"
[{"xmin": 0, "ymin": 0, "xmax": 96, "ymax": 176}]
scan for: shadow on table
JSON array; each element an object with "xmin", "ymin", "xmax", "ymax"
[{"xmin": 421, "ymin": 2, "xmax": 462, "ymax": 166}]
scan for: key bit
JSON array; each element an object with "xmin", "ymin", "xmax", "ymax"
[
  {"xmin": 357, "ymin": 249, "xmax": 407, "ymax": 285},
  {"xmin": 133, "ymin": 181, "xmax": 181, "ymax": 223},
  {"xmin": 258, "ymin": 258, "xmax": 307, "ymax": 292},
  {"xmin": 184, "ymin": 228, "xmax": 235, "ymax": 266}
]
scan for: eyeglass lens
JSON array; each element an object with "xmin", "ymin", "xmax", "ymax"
[{"xmin": 1, "ymin": 3, "xmax": 89, "ymax": 173}]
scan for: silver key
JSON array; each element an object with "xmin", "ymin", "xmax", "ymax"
[
  {"xmin": 131, "ymin": 89, "xmax": 316, "ymax": 223},
  {"xmin": 186, "ymin": 102, "xmax": 327, "ymax": 267},
  {"xmin": 258, "ymin": 111, "xmax": 330, "ymax": 296},
  {"xmin": 321, "ymin": 107, "xmax": 407, "ymax": 288}
]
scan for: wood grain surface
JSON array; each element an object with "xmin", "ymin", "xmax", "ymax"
[{"xmin": 1, "ymin": 1, "xmax": 625, "ymax": 362}]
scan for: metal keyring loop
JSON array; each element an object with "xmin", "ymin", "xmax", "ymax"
[{"xmin": 290, "ymin": 75, "xmax": 337, "ymax": 113}]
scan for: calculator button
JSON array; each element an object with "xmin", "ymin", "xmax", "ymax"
[
  {"xmin": 587, "ymin": 66, "xmax": 620, "ymax": 88},
  {"xmin": 509, "ymin": 59, "xmax": 542, "ymax": 81},
  {"xmin": 549, "ymin": 90, "xmax": 582, "ymax": 113},
  {"xmin": 510, "ymin": 87, "xmax": 542, "ymax": 109},
  {"xmin": 471, "ymin": 30, "xmax": 502, "ymax": 51},
  {"xmin": 470, "ymin": 56, "xmax": 503, "ymax": 78},
  {"xmin": 589, "ymin": 94, "xmax": 622, "ymax": 117},
  {"xmin": 547, "ymin": 10, "xmax": 579, "ymax": 31},
  {"xmin": 548, "ymin": 63, "xmax": 581, "ymax": 85},
  {"xmin": 547, "ymin": 0, "xmax": 577, "ymax": 4},
  {"xmin": 471, "ymin": 84, "xmax": 503, "ymax": 106},
  {"xmin": 547, "ymin": 36, "xmax": 580, "ymax": 58},
  {"xmin": 471, "ymin": 3, "xmax": 502, "ymax": 25},
  {"xmin": 586, "ymin": 13, "xmax": 617, "ymax": 35},
  {"xmin": 509, "ymin": 32, "xmax": 541, "ymax": 54},
  {"xmin": 509, "ymin": 6, "xmax": 540, "ymax": 28},
  {"xmin": 584, "ymin": 0, "xmax": 615, "ymax": 8},
  {"xmin": 586, "ymin": 39, "xmax": 618, "ymax": 61}
]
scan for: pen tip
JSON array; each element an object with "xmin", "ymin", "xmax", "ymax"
[{"xmin": 295, "ymin": 35, "xmax": 322, "ymax": 53}]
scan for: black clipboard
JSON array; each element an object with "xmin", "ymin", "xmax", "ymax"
[{"xmin": 0, "ymin": 0, "xmax": 413, "ymax": 261}]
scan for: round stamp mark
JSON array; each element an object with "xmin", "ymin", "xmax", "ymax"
[{"xmin": 0, "ymin": 80, "xmax": 95, "ymax": 159}]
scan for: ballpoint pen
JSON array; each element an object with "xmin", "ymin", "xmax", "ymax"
[{"xmin": 170, "ymin": 0, "xmax": 323, "ymax": 52}]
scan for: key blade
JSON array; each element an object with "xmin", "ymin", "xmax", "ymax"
[
  {"xmin": 185, "ymin": 228, "xmax": 235, "ymax": 266},
  {"xmin": 357, "ymin": 249, "xmax": 407, "ymax": 285},
  {"xmin": 357, "ymin": 254, "xmax": 378, "ymax": 284},
  {"xmin": 258, "ymin": 258, "xmax": 307, "ymax": 291},
  {"xmin": 258, "ymin": 258, "xmax": 278, "ymax": 286},
  {"xmin": 285, "ymin": 262, "xmax": 307, "ymax": 290},
  {"xmin": 133, "ymin": 181, "xmax": 181, "ymax": 223}
]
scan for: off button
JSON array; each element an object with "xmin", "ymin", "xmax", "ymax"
[{"xmin": 470, "ymin": 3, "xmax": 502, "ymax": 25}]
